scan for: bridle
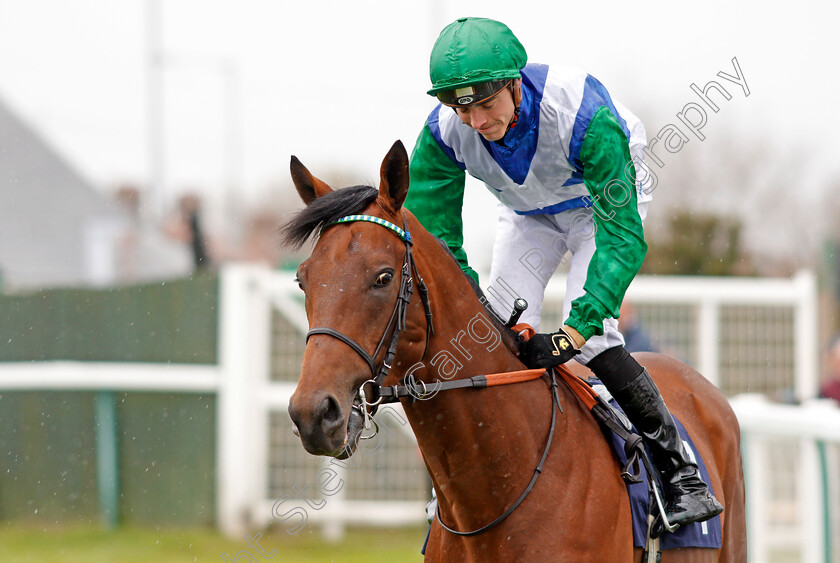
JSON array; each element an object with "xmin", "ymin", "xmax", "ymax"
[
  {"xmin": 301, "ymin": 212, "xmax": 573, "ymax": 538},
  {"xmin": 305, "ymin": 214, "xmax": 433, "ymax": 431},
  {"xmin": 299, "ymin": 212, "xmax": 663, "ymax": 539}
]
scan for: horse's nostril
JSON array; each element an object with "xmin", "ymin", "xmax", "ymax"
[{"xmin": 319, "ymin": 395, "xmax": 344, "ymax": 433}]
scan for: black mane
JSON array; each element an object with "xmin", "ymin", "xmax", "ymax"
[
  {"xmin": 281, "ymin": 185, "xmax": 378, "ymax": 248},
  {"xmin": 282, "ymin": 186, "xmax": 522, "ymax": 356}
]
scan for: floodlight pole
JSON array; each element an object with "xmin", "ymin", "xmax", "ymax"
[{"xmin": 146, "ymin": 0, "xmax": 165, "ymax": 222}]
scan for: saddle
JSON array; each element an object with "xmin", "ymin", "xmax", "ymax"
[{"xmin": 558, "ymin": 369, "xmax": 723, "ymax": 554}]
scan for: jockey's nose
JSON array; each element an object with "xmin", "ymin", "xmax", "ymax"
[{"xmin": 470, "ymin": 108, "xmax": 488, "ymax": 130}]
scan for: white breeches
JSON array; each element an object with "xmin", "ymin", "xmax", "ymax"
[{"xmin": 485, "ymin": 201, "xmax": 648, "ymax": 364}]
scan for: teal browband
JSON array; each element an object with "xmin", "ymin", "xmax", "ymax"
[{"xmin": 329, "ymin": 215, "xmax": 412, "ymax": 244}]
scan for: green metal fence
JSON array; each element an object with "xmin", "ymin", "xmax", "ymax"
[{"xmin": 0, "ymin": 274, "xmax": 218, "ymax": 526}]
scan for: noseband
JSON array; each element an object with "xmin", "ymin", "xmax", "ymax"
[
  {"xmin": 305, "ymin": 214, "xmax": 433, "ymax": 426},
  {"xmin": 301, "ymin": 213, "xmax": 574, "ymax": 538}
]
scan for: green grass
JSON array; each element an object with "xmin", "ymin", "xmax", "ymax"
[{"xmin": 0, "ymin": 523, "xmax": 428, "ymax": 562}]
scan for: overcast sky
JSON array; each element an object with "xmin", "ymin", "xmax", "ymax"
[{"xmin": 1, "ymin": 0, "xmax": 837, "ymax": 269}]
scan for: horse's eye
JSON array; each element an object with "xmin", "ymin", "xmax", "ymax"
[
  {"xmin": 374, "ymin": 271, "xmax": 394, "ymax": 287},
  {"xmin": 294, "ymin": 275, "xmax": 303, "ymax": 291}
]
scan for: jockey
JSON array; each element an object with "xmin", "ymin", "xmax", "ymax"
[{"xmin": 405, "ymin": 17, "xmax": 723, "ymax": 534}]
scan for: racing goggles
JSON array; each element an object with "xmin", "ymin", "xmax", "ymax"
[{"xmin": 436, "ymin": 80, "xmax": 511, "ymax": 107}]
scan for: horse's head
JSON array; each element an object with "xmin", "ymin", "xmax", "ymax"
[{"xmin": 283, "ymin": 141, "xmax": 425, "ymax": 458}]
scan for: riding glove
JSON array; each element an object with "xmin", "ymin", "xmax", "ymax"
[{"xmin": 522, "ymin": 327, "xmax": 581, "ymax": 369}]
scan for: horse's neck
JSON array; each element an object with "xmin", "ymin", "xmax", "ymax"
[
  {"xmin": 403, "ymin": 335, "xmax": 562, "ymax": 528},
  {"xmin": 408, "ymin": 224, "xmax": 524, "ymax": 380},
  {"xmin": 399, "ymin": 225, "xmax": 561, "ymax": 523}
]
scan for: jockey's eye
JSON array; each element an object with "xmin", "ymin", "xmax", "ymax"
[{"xmin": 374, "ymin": 270, "xmax": 394, "ymax": 288}]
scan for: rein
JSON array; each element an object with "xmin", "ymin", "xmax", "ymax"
[
  {"xmin": 434, "ymin": 367, "xmax": 563, "ymax": 537},
  {"xmin": 377, "ymin": 367, "xmax": 548, "ymax": 402},
  {"xmin": 301, "ymin": 214, "xmax": 606, "ymax": 537}
]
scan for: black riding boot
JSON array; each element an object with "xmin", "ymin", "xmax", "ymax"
[{"xmin": 588, "ymin": 347, "xmax": 724, "ymax": 537}]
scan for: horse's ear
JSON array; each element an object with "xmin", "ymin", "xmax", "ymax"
[
  {"xmin": 290, "ymin": 155, "xmax": 333, "ymax": 205},
  {"xmin": 378, "ymin": 140, "xmax": 410, "ymax": 214}
]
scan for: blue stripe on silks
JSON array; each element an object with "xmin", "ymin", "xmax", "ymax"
[
  {"xmin": 427, "ymin": 107, "xmax": 466, "ymax": 171},
  {"xmin": 479, "ymin": 63, "xmax": 549, "ymax": 185},
  {"xmin": 514, "ymin": 195, "xmax": 592, "ymax": 216},
  {"xmin": 562, "ymin": 171, "xmax": 584, "ymax": 186},
  {"xmin": 568, "ymin": 75, "xmax": 631, "ymax": 172}
]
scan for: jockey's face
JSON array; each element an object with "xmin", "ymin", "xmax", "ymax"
[{"xmin": 454, "ymin": 80, "xmax": 520, "ymax": 142}]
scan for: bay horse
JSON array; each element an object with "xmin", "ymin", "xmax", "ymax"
[{"xmin": 283, "ymin": 140, "xmax": 746, "ymax": 562}]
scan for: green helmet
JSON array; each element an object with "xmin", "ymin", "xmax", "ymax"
[{"xmin": 428, "ymin": 17, "xmax": 527, "ymax": 106}]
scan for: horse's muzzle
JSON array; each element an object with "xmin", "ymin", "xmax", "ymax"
[{"xmin": 288, "ymin": 391, "xmax": 364, "ymax": 458}]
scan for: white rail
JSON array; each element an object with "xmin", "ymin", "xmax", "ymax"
[
  {"xmin": 0, "ymin": 265, "xmax": 827, "ymax": 556},
  {"xmin": 542, "ymin": 270, "xmax": 818, "ymax": 399},
  {"xmin": 0, "ymin": 361, "xmax": 219, "ymax": 392},
  {"xmin": 731, "ymin": 394, "xmax": 840, "ymax": 563}
]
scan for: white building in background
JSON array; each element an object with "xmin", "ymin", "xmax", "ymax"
[{"xmin": 0, "ymin": 96, "xmax": 191, "ymax": 291}]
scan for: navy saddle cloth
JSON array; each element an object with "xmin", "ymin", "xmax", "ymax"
[{"xmin": 589, "ymin": 377, "xmax": 722, "ymax": 550}]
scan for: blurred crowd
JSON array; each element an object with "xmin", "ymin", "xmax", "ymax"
[
  {"xmin": 821, "ymin": 334, "xmax": 840, "ymax": 404},
  {"xmin": 113, "ymin": 185, "xmax": 292, "ymax": 282}
]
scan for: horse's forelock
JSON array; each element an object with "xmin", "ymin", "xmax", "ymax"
[{"xmin": 281, "ymin": 185, "xmax": 379, "ymax": 248}]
